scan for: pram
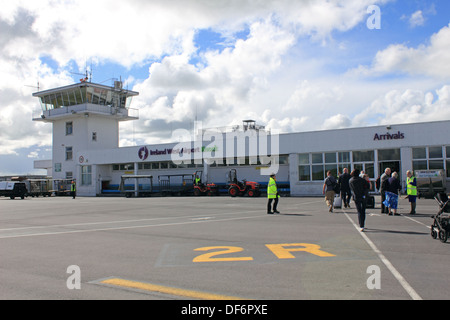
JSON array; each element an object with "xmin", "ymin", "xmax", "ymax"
[{"xmin": 431, "ymin": 193, "xmax": 450, "ymax": 243}]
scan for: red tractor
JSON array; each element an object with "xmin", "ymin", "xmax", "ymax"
[
  {"xmin": 227, "ymin": 169, "xmax": 261, "ymax": 197},
  {"xmin": 193, "ymin": 171, "xmax": 219, "ymax": 196}
]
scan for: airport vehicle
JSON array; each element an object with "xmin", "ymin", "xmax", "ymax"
[
  {"xmin": 0, "ymin": 181, "xmax": 28, "ymax": 199},
  {"xmin": 193, "ymin": 171, "xmax": 219, "ymax": 196},
  {"xmin": 226, "ymin": 169, "xmax": 261, "ymax": 197}
]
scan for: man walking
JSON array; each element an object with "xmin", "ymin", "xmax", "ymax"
[
  {"xmin": 267, "ymin": 174, "xmax": 280, "ymax": 214},
  {"xmin": 323, "ymin": 171, "xmax": 337, "ymax": 213},
  {"xmin": 339, "ymin": 168, "xmax": 352, "ymax": 208},
  {"xmin": 349, "ymin": 169, "xmax": 370, "ymax": 232}
]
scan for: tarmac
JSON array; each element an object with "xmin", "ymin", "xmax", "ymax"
[{"xmin": 0, "ymin": 194, "xmax": 448, "ymax": 301}]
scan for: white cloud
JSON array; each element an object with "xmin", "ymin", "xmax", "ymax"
[
  {"xmin": 0, "ymin": 0, "xmax": 389, "ymax": 68},
  {"xmin": 409, "ymin": 10, "xmax": 425, "ymax": 27},
  {"xmin": 323, "ymin": 114, "xmax": 352, "ymax": 130},
  {"xmin": 353, "ymin": 23, "xmax": 450, "ymax": 79},
  {"xmin": 352, "ymin": 85, "xmax": 450, "ymax": 127},
  {"xmin": 126, "ymin": 18, "xmax": 296, "ymax": 143}
]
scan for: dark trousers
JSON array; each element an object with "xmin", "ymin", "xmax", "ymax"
[
  {"xmin": 355, "ymin": 199, "xmax": 367, "ymax": 228},
  {"xmin": 381, "ymin": 191, "xmax": 386, "ymax": 213},
  {"xmin": 267, "ymin": 198, "xmax": 278, "ymax": 213},
  {"xmin": 341, "ymin": 189, "xmax": 351, "ymax": 206}
]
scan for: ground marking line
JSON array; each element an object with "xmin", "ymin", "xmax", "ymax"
[
  {"xmin": 0, "ymin": 210, "xmax": 261, "ymax": 232},
  {"xmin": 99, "ymin": 277, "xmax": 245, "ymax": 300},
  {"xmin": 401, "ymin": 214, "xmax": 430, "ymax": 228},
  {"xmin": 343, "ymin": 211, "xmax": 422, "ymax": 301},
  {"xmin": 0, "ymin": 215, "xmax": 262, "ymax": 239}
]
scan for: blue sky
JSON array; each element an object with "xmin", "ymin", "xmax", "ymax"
[{"xmin": 0, "ymin": 0, "xmax": 449, "ymax": 175}]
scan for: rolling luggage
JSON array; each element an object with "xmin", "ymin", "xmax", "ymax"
[
  {"xmin": 366, "ymin": 195, "xmax": 375, "ymax": 209},
  {"xmin": 334, "ymin": 195, "xmax": 342, "ymax": 209}
]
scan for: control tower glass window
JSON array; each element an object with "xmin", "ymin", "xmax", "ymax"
[{"xmin": 37, "ymin": 84, "xmax": 135, "ymax": 111}]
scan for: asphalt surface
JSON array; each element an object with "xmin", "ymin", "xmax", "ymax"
[{"xmin": 0, "ymin": 194, "xmax": 448, "ymax": 301}]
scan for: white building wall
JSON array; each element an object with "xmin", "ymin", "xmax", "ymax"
[{"xmin": 67, "ymin": 120, "xmax": 450, "ymax": 197}]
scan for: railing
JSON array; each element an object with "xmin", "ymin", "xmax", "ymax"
[{"xmin": 33, "ymin": 104, "xmax": 139, "ymax": 120}]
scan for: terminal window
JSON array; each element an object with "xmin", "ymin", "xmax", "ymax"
[
  {"xmin": 413, "ymin": 146, "xmax": 444, "ymax": 171},
  {"xmin": 65, "ymin": 147, "xmax": 73, "ymax": 161},
  {"xmin": 66, "ymin": 122, "xmax": 73, "ymax": 135},
  {"xmin": 298, "ymin": 151, "xmax": 372, "ymax": 181},
  {"xmin": 81, "ymin": 166, "xmax": 92, "ymax": 185}
]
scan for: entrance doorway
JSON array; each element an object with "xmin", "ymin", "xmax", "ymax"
[{"xmin": 379, "ymin": 161, "xmax": 401, "ymax": 180}]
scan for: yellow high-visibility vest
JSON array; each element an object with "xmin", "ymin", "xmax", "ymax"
[
  {"xmin": 407, "ymin": 177, "xmax": 417, "ymax": 196},
  {"xmin": 267, "ymin": 177, "xmax": 278, "ymax": 199}
]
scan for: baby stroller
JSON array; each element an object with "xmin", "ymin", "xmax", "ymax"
[{"xmin": 431, "ymin": 193, "xmax": 450, "ymax": 243}]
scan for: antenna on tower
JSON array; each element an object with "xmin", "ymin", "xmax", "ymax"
[
  {"xmin": 71, "ymin": 69, "xmax": 90, "ymax": 83},
  {"xmin": 25, "ymin": 80, "xmax": 40, "ymax": 92},
  {"xmin": 70, "ymin": 60, "xmax": 93, "ymax": 83}
]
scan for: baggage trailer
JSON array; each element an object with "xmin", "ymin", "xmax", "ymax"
[
  {"xmin": 120, "ymin": 175, "xmax": 154, "ymax": 198},
  {"xmin": 27, "ymin": 179, "xmax": 53, "ymax": 197},
  {"xmin": 416, "ymin": 170, "xmax": 446, "ymax": 199},
  {"xmin": 53, "ymin": 179, "xmax": 73, "ymax": 196},
  {"xmin": 158, "ymin": 174, "xmax": 194, "ymax": 196}
]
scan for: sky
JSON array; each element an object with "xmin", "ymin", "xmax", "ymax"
[{"xmin": 0, "ymin": 0, "xmax": 449, "ymax": 175}]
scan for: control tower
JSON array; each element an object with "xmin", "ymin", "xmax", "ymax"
[{"xmin": 32, "ymin": 80, "xmax": 139, "ymax": 185}]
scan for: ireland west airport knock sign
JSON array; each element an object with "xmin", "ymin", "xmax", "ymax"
[{"xmin": 138, "ymin": 145, "xmax": 219, "ymax": 159}]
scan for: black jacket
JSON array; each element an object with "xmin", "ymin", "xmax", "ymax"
[
  {"xmin": 339, "ymin": 173, "xmax": 351, "ymax": 191},
  {"xmin": 349, "ymin": 176, "xmax": 370, "ymax": 201}
]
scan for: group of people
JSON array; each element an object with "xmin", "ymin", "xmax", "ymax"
[
  {"xmin": 318, "ymin": 167, "xmax": 418, "ymax": 232},
  {"xmin": 265, "ymin": 169, "xmax": 418, "ymax": 232},
  {"xmin": 322, "ymin": 168, "xmax": 372, "ymax": 231},
  {"xmin": 379, "ymin": 168, "xmax": 417, "ymax": 215}
]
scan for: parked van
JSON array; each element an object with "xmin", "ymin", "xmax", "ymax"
[{"xmin": 0, "ymin": 181, "xmax": 28, "ymax": 199}]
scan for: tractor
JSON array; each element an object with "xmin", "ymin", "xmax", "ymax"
[
  {"xmin": 193, "ymin": 171, "xmax": 219, "ymax": 196},
  {"xmin": 226, "ymin": 169, "xmax": 261, "ymax": 197}
]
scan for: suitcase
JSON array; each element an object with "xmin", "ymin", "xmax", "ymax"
[
  {"xmin": 334, "ymin": 195, "xmax": 342, "ymax": 209},
  {"xmin": 366, "ymin": 195, "xmax": 375, "ymax": 209}
]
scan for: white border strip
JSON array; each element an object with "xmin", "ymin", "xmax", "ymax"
[{"xmin": 344, "ymin": 212, "xmax": 422, "ymax": 300}]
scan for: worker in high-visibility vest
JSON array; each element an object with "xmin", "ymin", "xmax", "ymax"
[
  {"xmin": 267, "ymin": 174, "xmax": 280, "ymax": 214},
  {"xmin": 71, "ymin": 180, "xmax": 76, "ymax": 199},
  {"xmin": 406, "ymin": 170, "xmax": 417, "ymax": 214}
]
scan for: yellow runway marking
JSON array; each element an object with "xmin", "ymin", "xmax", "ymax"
[{"xmin": 100, "ymin": 278, "xmax": 245, "ymax": 300}]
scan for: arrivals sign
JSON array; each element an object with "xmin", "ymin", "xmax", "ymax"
[{"xmin": 373, "ymin": 131, "xmax": 405, "ymax": 141}]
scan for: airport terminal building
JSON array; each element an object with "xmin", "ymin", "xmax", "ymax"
[{"xmin": 32, "ymin": 81, "xmax": 450, "ymax": 197}]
